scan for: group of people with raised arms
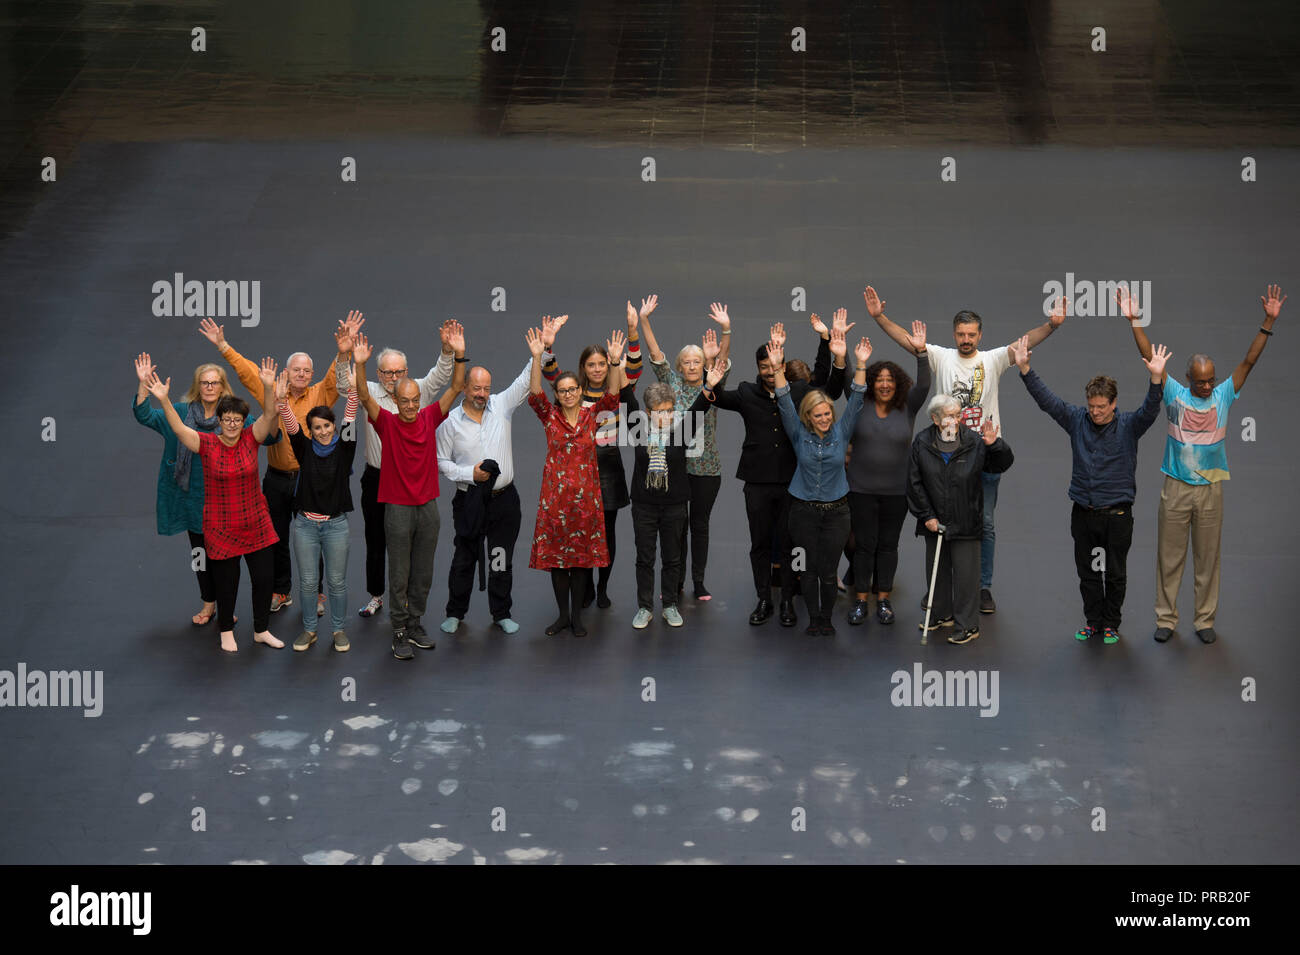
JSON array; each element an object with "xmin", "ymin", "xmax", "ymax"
[{"xmin": 132, "ymin": 282, "xmax": 1284, "ymax": 656}]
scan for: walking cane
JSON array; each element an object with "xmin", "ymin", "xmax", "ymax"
[{"xmin": 921, "ymin": 523, "xmax": 946, "ymax": 646}]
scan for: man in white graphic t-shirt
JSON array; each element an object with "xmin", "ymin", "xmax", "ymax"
[{"xmin": 865, "ymin": 286, "xmax": 1067, "ymax": 613}]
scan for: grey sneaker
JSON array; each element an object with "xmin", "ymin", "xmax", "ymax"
[
  {"xmin": 919, "ymin": 615, "xmax": 955, "ymax": 632},
  {"xmin": 270, "ymin": 592, "xmax": 293, "ymax": 613},
  {"xmin": 332, "ymin": 630, "xmax": 349, "ymax": 653},
  {"xmin": 949, "ymin": 628, "xmax": 980, "ymax": 645},
  {"xmin": 1195, "ymin": 627, "xmax": 1217, "ymax": 644},
  {"xmin": 632, "ymin": 608, "xmax": 653, "ymax": 629},
  {"xmin": 392, "ymin": 629, "xmax": 414, "ymax": 661},
  {"xmin": 293, "ymin": 630, "xmax": 317, "ymax": 652},
  {"xmin": 407, "ymin": 624, "xmax": 435, "ymax": 650},
  {"xmin": 663, "ymin": 605, "xmax": 683, "ymax": 627}
]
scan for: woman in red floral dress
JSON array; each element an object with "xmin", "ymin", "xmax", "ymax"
[{"xmin": 527, "ymin": 322, "xmax": 627, "ymax": 637}]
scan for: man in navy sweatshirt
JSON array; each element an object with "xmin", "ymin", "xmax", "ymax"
[{"xmin": 1010, "ymin": 335, "xmax": 1170, "ymax": 644}]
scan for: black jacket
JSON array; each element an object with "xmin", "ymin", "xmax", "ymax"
[
  {"xmin": 907, "ymin": 425, "xmax": 1013, "ymax": 539},
  {"xmin": 709, "ymin": 337, "xmax": 846, "ymax": 484},
  {"xmin": 624, "ymin": 389, "xmax": 713, "ymax": 505}
]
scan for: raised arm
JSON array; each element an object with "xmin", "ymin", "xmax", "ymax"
[
  {"xmin": 863, "ymin": 285, "xmax": 916, "ymax": 355},
  {"xmin": 437, "ymin": 321, "xmax": 467, "ymax": 414},
  {"xmin": 149, "ymin": 372, "xmax": 201, "ymax": 452},
  {"xmin": 906, "ymin": 323, "xmax": 932, "ymax": 415},
  {"xmin": 526, "ymin": 326, "xmax": 546, "ymax": 395},
  {"xmin": 1116, "ymin": 286, "xmax": 1157, "ymax": 373},
  {"xmin": 1233, "ymin": 284, "xmax": 1285, "ymax": 392},
  {"xmin": 1134, "ymin": 343, "xmax": 1170, "ymax": 437},
  {"xmin": 1016, "ymin": 295, "xmax": 1067, "ymax": 353},
  {"xmin": 1012, "ymin": 334, "xmax": 1073, "ymax": 431},
  {"xmin": 250, "ymin": 358, "xmax": 282, "ymax": 443},
  {"xmin": 769, "ymin": 339, "xmax": 788, "ymax": 392},
  {"xmin": 353, "ymin": 334, "xmax": 380, "ymax": 421},
  {"xmin": 708, "ymin": 302, "xmax": 732, "ymax": 368},
  {"xmin": 605, "ymin": 329, "xmax": 627, "ymax": 394},
  {"xmin": 539, "ymin": 313, "xmax": 567, "ymax": 383},
  {"xmin": 199, "ymin": 317, "xmax": 262, "ymax": 405},
  {"xmin": 327, "ymin": 310, "xmax": 365, "ymax": 401},
  {"xmin": 635, "ymin": 295, "xmax": 665, "ymax": 364}
]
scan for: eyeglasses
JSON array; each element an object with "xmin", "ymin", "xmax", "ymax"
[
  {"xmin": 378, "ymin": 369, "xmax": 407, "ymax": 377},
  {"xmin": 220, "ymin": 416, "xmax": 243, "ymax": 425},
  {"xmin": 556, "ymin": 387, "xmax": 580, "ymax": 396},
  {"xmin": 199, "ymin": 380, "xmax": 222, "ymax": 387}
]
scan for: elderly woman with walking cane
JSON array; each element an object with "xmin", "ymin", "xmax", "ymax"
[{"xmin": 907, "ymin": 395, "xmax": 1013, "ymax": 645}]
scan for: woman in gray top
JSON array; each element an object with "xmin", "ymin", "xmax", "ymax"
[{"xmin": 845, "ymin": 320, "xmax": 931, "ymax": 626}]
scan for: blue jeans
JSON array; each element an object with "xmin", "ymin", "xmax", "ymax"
[
  {"xmin": 980, "ymin": 471, "xmax": 1000, "ymax": 589},
  {"xmin": 292, "ymin": 514, "xmax": 350, "ymax": 634}
]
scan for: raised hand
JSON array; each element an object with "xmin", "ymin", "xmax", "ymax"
[
  {"xmin": 134, "ymin": 352, "xmax": 155, "ymax": 383},
  {"xmin": 1009, "ymin": 335, "xmax": 1031, "ymax": 372},
  {"xmin": 863, "ymin": 286, "xmax": 886, "ymax": 319},
  {"xmin": 1048, "ymin": 296, "xmax": 1069, "ymax": 328},
  {"xmin": 444, "ymin": 320, "xmax": 466, "ymax": 355},
  {"xmin": 275, "ymin": 369, "xmax": 290, "ymax": 403},
  {"xmin": 258, "ymin": 357, "xmax": 279, "ymax": 389},
  {"xmin": 198, "ymin": 317, "xmax": 226, "ymax": 347},
  {"xmin": 702, "ymin": 328, "xmax": 720, "ymax": 361},
  {"xmin": 1144, "ymin": 343, "xmax": 1171, "ymax": 378},
  {"xmin": 1261, "ymin": 283, "xmax": 1287, "ymax": 321},
  {"xmin": 809, "ymin": 312, "xmax": 828, "ymax": 337},
  {"xmin": 639, "ymin": 294, "xmax": 659, "ymax": 321},
  {"xmin": 705, "ymin": 358, "xmax": 726, "ymax": 389},
  {"xmin": 905, "ymin": 320, "xmax": 927, "ymax": 355},
  {"xmin": 607, "ymin": 328, "xmax": 627, "ymax": 364},
  {"xmin": 769, "ymin": 322, "xmax": 786, "ymax": 348},
  {"xmin": 854, "ymin": 335, "xmax": 873, "ymax": 365},
  {"xmin": 542, "ymin": 314, "xmax": 568, "ymax": 348},
  {"xmin": 832, "ymin": 307, "xmax": 855, "ymax": 336},
  {"xmin": 982, "ymin": 417, "xmax": 999, "ymax": 446},
  {"xmin": 525, "ymin": 327, "xmax": 545, "ymax": 357},
  {"xmin": 708, "ymin": 302, "xmax": 731, "ymax": 329},
  {"xmin": 1116, "ymin": 286, "xmax": 1139, "ymax": 322},
  {"xmin": 766, "ymin": 340, "xmax": 785, "ymax": 367},
  {"xmin": 828, "ymin": 325, "xmax": 848, "ymax": 362},
  {"xmin": 353, "ymin": 331, "xmax": 372, "ymax": 364},
  {"xmin": 146, "ymin": 371, "xmax": 171, "ymax": 402},
  {"xmin": 335, "ymin": 310, "xmax": 364, "ymax": 352}
]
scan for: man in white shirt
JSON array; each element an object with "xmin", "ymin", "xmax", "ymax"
[
  {"xmin": 435, "ymin": 357, "xmax": 535, "ymax": 635},
  {"xmin": 865, "ymin": 285, "xmax": 1067, "ymax": 613},
  {"xmin": 355, "ymin": 324, "xmax": 455, "ymax": 618}
]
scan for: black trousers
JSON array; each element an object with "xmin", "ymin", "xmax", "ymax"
[
  {"xmin": 210, "ymin": 545, "xmax": 274, "ymax": 632},
  {"xmin": 677, "ymin": 474, "xmax": 722, "ymax": 587},
  {"xmin": 261, "ymin": 467, "xmax": 296, "ymax": 593},
  {"xmin": 848, "ymin": 492, "xmax": 909, "ymax": 594},
  {"xmin": 187, "ymin": 530, "xmax": 215, "ymax": 603},
  {"xmin": 446, "ymin": 485, "xmax": 522, "ymax": 621},
  {"xmin": 744, "ymin": 482, "xmax": 794, "ymax": 598},
  {"xmin": 633, "ymin": 501, "xmax": 688, "ymax": 609},
  {"xmin": 360, "ymin": 464, "xmax": 387, "ymax": 597},
  {"xmin": 1070, "ymin": 502, "xmax": 1134, "ymax": 629},
  {"xmin": 788, "ymin": 498, "xmax": 851, "ymax": 622},
  {"xmin": 585, "ymin": 508, "xmax": 620, "ymax": 597}
]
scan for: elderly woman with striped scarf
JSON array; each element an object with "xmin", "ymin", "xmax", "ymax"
[{"xmin": 622, "ymin": 371, "xmax": 719, "ymax": 629}]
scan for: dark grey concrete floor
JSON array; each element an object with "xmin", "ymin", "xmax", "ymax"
[{"xmin": 0, "ymin": 140, "xmax": 1295, "ymax": 863}]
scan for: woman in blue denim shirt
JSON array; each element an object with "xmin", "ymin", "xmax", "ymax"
[{"xmin": 768, "ymin": 322, "xmax": 871, "ymax": 636}]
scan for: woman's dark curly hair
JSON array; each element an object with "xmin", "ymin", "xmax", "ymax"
[{"xmin": 864, "ymin": 360, "xmax": 913, "ymax": 411}]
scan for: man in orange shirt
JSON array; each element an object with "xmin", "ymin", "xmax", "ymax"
[{"xmin": 199, "ymin": 312, "xmax": 359, "ymax": 611}]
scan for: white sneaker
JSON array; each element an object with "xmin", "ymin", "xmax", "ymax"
[
  {"xmin": 632, "ymin": 608, "xmax": 653, "ymax": 629},
  {"xmin": 663, "ymin": 606, "xmax": 683, "ymax": 627}
]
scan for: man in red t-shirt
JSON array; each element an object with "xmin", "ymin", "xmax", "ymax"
[{"xmin": 355, "ymin": 324, "xmax": 467, "ymax": 660}]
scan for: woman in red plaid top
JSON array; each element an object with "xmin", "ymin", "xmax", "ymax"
[{"xmin": 150, "ymin": 356, "xmax": 286, "ymax": 653}]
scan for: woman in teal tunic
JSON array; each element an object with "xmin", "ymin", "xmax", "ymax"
[{"xmin": 132, "ymin": 352, "xmax": 234, "ymax": 626}]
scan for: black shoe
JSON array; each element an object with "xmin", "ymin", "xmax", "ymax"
[
  {"xmin": 1153, "ymin": 627, "xmax": 1173, "ymax": 643},
  {"xmin": 596, "ymin": 589, "xmax": 611, "ymax": 609},
  {"xmin": 919, "ymin": 615, "xmax": 955, "ymax": 633},
  {"xmin": 820, "ymin": 618, "xmax": 838, "ymax": 637},
  {"xmin": 949, "ymin": 627, "xmax": 980, "ymax": 645},
  {"xmin": 391, "ymin": 629, "xmax": 415, "ymax": 661},
  {"xmin": 1195, "ymin": 627, "xmax": 1217, "ymax": 644},
  {"xmin": 847, "ymin": 600, "xmax": 869, "ymax": 626},
  {"xmin": 876, "ymin": 598, "xmax": 895, "ymax": 625},
  {"xmin": 571, "ymin": 616, "xmax": 588, "ymax": 638},
  {"xmin": 805, "ymin": 621, "xmax": 820, "ymax": 636},
  {"xmin": 979, "ymin": 589, "xmax": 996, "ymax": 613},
  {"xmin": 748, "ymin": 598, "xmax": 774, "ymax": 626},
  {"xmin": 779, "ymin": 598, "xmax": 797, "ymax": 627},
  {"xmin": 581, "ymin": 591, "xmax": 594, "ymax": 609},
  {"xmin": 406, "ymin": 624, "xmax": 435, "ymax": 650},
  {"xmin": 546, "ymin": 616, "xmax": 571, "ymax": 636}
]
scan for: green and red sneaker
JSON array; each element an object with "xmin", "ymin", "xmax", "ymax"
[
  {"xmin": 1102, "ymin": 627, "xmax": 1120, "ymax": 644},
  {"xmin": 1075, "ymin": 625, "xmax": 1095, "ymax": 641}
]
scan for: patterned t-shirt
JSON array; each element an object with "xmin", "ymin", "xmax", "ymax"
[
  {"xmin": 651, "ymin": 356, "xmax": 731, "ymax": 476},
  {"xmin": 926, "ymin": 344, "xmax": 1012, "ymax": 435},
  {"xmin": 1161, "ymin": 377, "xmax": 1237, "ymax": 485}
]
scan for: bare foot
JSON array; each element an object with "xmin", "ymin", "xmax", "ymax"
[
  {"xmin": 193, "ymin": 602, "xmax": 217, "ymax": 625},
  {"xmin": 254, "ymin": 631, "xmax": 284, "ymax": 649},
  {"xmin": 219, "ymin": 631, "xmax": 237, "ymax": 653}
]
